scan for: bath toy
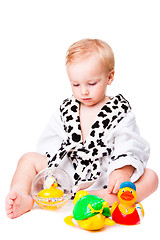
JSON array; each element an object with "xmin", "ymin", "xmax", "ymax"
[
  {"xmin": 31, "ymin": 167, "xmax": 73, "ymax": 210},
  {"xmin": 111, "ymin": 181, "xmax": 144, "ymax": 225},
  {"xmin": 38, "ymin": 176, "xmax": 64, "ymax": 199},
  {"xmin": 64, "ymin": 190, "xmax": 115, "ymax": 231}
]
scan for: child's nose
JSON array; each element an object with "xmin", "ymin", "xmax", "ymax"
[{"xmin": 80, "ymin": 86, "xmax": 89, "ymax": 95}]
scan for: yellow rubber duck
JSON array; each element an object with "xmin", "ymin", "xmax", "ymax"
[
  {"xmin": 64, "ymin": 190, "xmax": 115, "ymax": 231},
  {"xmin": 36, "ymin": 176, "xmax": 64, "ymax": 209},
  {"xmin": 38, "ymin": 176, "xmax": 64, "ymax": 198},
  {"xmin": 111, "ymin": 181, "xmax": 144, "ymax": 225}
]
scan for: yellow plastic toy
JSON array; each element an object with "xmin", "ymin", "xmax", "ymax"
[
  {"xmin": 31, "ymin": 168, "xmax": 73, "ymax": 210},
  {"xmin": 36, "ymin": 176, "xmax": 64, "ymax": 209},
  {"xmin": 64, "ymin": 190, "xmax": 115, "ymax": 231},
  {"xmin": 38, "ymin": 176, "xmax": 63, "ymax": 198},
  {"xmin": 111, "ymin": 181, "xmax": 144, "ymax": 225}
]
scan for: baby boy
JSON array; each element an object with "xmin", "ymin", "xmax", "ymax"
[{"xmin": 6, "ymin": 39, "xmax": 158, "ymax": 218}]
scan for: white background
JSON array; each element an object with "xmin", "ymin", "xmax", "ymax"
[{"xmin": 0, "ymin": 0, "xmax": 159, "ymax": 239}]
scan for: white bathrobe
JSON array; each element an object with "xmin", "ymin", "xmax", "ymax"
[{"xmin": 37, "ymin": 94, "xmax": 150, "ymax": 193}]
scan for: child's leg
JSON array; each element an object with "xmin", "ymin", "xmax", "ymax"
[
  {"xmin": 88, "ymin": 168, "xmax": 158, "ymax": 206},
  {"xmin": 5, "ymin": 152, "xmax": 47, "ymax": 219},
  {"xmin": 134, "ymin": 168, "xmax": 159, "ymax": 202}
]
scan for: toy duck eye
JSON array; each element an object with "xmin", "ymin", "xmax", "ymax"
[
  {"xmin": 122, "ymin": 189, "xmax": 125, "ymax": 192},
  {"xmin": 131, "ymin": 190, "xmax": 133, "ymax": 193}
]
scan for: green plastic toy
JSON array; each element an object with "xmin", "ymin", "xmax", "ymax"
[{"xmin": 64, "ymin": 190, "xmax": 115, "ymax": 231}]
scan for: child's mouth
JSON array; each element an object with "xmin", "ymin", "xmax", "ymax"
[{"xmin": 82, "ymin": 98, "xmax": 91, "ymax": 101}]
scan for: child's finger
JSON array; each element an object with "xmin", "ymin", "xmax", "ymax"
[
  {"xmin": 107, "ymin": 184, "xmax": 114, "ymax": 193},
  {"xmin": 107, "ymin": 178, "xmax": 116, "ymax": 193},
  {"xmin": 112, "ymin": 183, "xmax": 120, "ymax": 194},
  {"xmin": 112, "ymin": 180, "xmax": 122, "ymax": 194}
]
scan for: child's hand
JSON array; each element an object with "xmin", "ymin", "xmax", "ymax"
[{"xmin": 107, "ymin": 165, "xmax": 135, "ymax": 194}]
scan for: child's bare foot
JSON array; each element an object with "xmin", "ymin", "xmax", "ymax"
[{"xmin": 5, "ymin": 191, "xmax": 34, "ymax": 219}]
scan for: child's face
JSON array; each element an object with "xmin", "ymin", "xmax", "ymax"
[{"xmin": 67, "ymin": 53, "xmax": 114, "ymax": 106}]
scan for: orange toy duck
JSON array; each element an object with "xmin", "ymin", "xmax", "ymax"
[{"xmin": 111, "ymin": 181, "xmax": 144, "ymax": 225}]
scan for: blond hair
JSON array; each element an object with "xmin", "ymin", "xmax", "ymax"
[{"xmin": 65, "ymin": 38, "xmax": 115, "ymax": 71}]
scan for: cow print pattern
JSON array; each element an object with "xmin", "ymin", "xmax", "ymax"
[{"xmin": 47, "ymin": 94, "xmax": 131, "ymax": 186}]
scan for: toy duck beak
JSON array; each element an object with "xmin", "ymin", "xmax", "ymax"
[
  {"xmin": 121, "ymin": 191, "xmax": 134, "ymax": 201},
  {"xmin": 51, "ymin": 183, "xmax": 56, "ymax": 188}
]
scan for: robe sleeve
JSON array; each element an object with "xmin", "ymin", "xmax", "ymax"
[
  {"xmin": 36, "ymin": 109, "xmax": 65, "ymax": 158},
  {"xmin": 106, "ymin": 112, "xmax": 150, "ymax": 182}
]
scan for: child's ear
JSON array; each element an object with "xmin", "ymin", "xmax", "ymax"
[{"xmin": 107, "ymin": 70, "xmax": 114, "ymax": 85}]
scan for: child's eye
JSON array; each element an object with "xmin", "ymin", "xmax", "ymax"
[
  {"xmin": 89, "ymin": 82, "xmax": 97, "ymax": 86},
  {"xmin": 73, "ymin": 83, "xmax": 79, "ymax": 87}
]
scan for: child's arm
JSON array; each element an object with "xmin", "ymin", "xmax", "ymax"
[
  {"xmin": 37, "ymin": 110, "xmax": 65, "ymax": 157},
  {"xmin": 107, "ymin": 165, "xmax": 135, "ymax": 194},
  {"xmin": 106, "ymin": 112, "xmax": 150, "ymax": 193}
]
